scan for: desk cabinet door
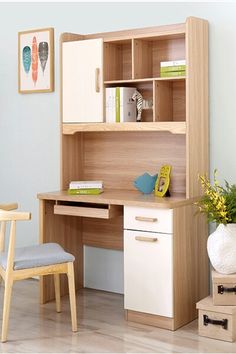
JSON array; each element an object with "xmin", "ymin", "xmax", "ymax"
[
  {"xmin": 63, "ymin": 38, "xmax": 103, "ymax": 123},
  {"xmin": 124, "ymin": 230, "xmax": 173, "ymax": 317}
]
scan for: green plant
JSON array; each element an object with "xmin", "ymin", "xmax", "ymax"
[{"xmin": 197, "ymin": 170, "xmax": 236, "ymax": 225}]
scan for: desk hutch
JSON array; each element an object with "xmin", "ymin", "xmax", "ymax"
[{"xmin": 38, "ymin": 16, "xmax": 209, "ymax": 330}]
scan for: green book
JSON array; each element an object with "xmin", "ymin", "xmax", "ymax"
[
  {"xmin": 115, "ymin": 87, "xmax": 120, "ymax": 123},
  {"xmin": 68, "ymin": 188, "xmax": 104, "ymax": 195},
  {"xmin": 160, "ymin": 70, "xmax": 186, "ymax": 78},
  {"xmin": 160, "ymin": 65, "xmax": 186, "ymax": 73}
]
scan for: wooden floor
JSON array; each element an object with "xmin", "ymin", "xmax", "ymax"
[{"xmin": 0, "ymin": 279, "xmax": 235, "ymax": 353}]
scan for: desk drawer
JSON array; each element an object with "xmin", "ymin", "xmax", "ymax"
[
  {"xmin": 124, "ymin": 206, "xmax": 173, "ymax": 233},
  {"xmin": 54, "ymin": 204, "xmax": 121, "ymax": 219}
]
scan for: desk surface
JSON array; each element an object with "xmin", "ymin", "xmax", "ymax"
[{"xmin": 37, "ymin": 190, "xmax": 198, "ymax": 209}]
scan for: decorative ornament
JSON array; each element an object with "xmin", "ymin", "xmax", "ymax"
[
  {"xmin": 38, "ymin": 41, "xmax": 49, "ymax": 74},
  {"xmin": 132, "ymin": 90, "xmax": 143, "ymax": 122},
  {"xmin": 32, "ymin": 36, "xmax": 38, "ymax": 86},
  {"xmin": 22, "ymin": 46, "xmax": 31, "ymax": 74}
]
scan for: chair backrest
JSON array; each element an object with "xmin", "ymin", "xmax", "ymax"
[{"xmin": 0, "ymin": 204, "xmax": 31, "ymax": 274}]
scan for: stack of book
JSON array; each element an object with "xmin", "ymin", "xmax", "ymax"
[
  {"xmin": 106, "ymin": 87, "xmax": 136, "ymax": 123},
  {"xmin": 160, "ymin": 60, "xmax": 186, "ymax": 78},
  {"xmin": 68, "ymin": 181, "xmax": 104, "ymax": 195}
]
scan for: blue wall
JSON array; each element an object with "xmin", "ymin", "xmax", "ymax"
[{"xmin": 0, "ymin": 2, "xmax": 235, "ymax": 289}]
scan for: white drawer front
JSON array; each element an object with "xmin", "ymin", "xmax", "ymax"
[
  {"xmin": 124, "ymin": 230, "xmax": 173, "ymax": 317},
  {"xmin": 124, "ymin": 206, "xmax": 173, "ymax": 233}
]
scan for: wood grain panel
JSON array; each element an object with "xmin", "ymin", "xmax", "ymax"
[
  {"xmin": 60, "ymin": 34, "xmax": 84, "ymax": 190},
  {"xmin": 61, "ymin": 133, "xmax": 84, "ymax": 190},
  {"xmin": 82, "ymin": 215, "xmax": 123, "ymax": 250},
  {"xmin": 186, "ymin": 17, "xmax": 209, "ymax": 197},
  {"xmin": 62, "ymin": 122, "xmax": 186, "ymax": 134},
  {"xmin": 155, "ymin": 81, "xmax": 173, "ymax": 122},
  {"xmin": 126, "ymin": 310, "xmax": 174, "ymax": 330},
  {"xmin": 173, "ymin": 80, "xmax": 186, "ymax": 121},
  {"xmin": 133, "ymin": 39, "xmax": 152, "ymax": 79},
  {"xmin": 173, "ymin": 203, "xmax": 209, "ymax": 329},
  {"xmin": 83, "ymin": 131, "xmax": 186, "ymax": 194},
  {"xmin": 85, "ymin": 23, "xmax": 185, "ymax": 42},
  {"xmin": 39, "ymin": 200, "xmax": 83, "ymax": 303}
]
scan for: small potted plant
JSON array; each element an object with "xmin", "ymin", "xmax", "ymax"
[{"xmin": 197, "ymin": 170, "xmax": 236, "ymax": 274}]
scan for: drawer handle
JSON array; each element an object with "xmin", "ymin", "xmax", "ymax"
[
  {"xmin": 135, "ymin": 216, "xmax": 158, "ymax": 223},
  {"xmin": 203, "ymin": 315, "xmax": 228, "ymax": 330},
  {"xmin": 135, "ymin": 236, "xmax": 158, "ymax": 243},
  {"xmin": 95, "ymin": 68, "xmax": 100, "ymax": 93},
  {"xmin": 218, "ymin": 285, "xmax": 236, "ymax": 294}
]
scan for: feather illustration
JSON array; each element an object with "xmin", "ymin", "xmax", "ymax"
[
  {"xmin": 38, "ymin": 42, "xmax": 49, "ymax": 74},
  {"xmin": 22, "ymin": 46, "xmax": 31, "ymax": 74},
  {"xmin": 31, "ymin": 36, "xmax": 38, "ymax": 85}
]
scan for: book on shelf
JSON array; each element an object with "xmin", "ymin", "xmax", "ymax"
[
  {"xmin": 69, "ymin": 180, "xmax": 103, "ymax": 190},
  {"xmin": 106, "ymin": 87, "xmax": 136, "ymax": 123},
  {"xmin": 160, "ymin": 60, "xmax": 186, "ymax": 68},
  {"xmin": 160, "ymin": 70, "xmax": 186, "ymax": 78},
  {"xmin": 68, "ymin": 188, "xmax": 104, "ymax": 195},
  {"xmin": 160, "ymin": 65, "xmax": 186, "ymax": 73},
  {"xmin": 160, "ymin": 60, "xmax": 186, "ymax": 78},
  {"xmin": 106, "ymin": 87, "xmax": 116, "ymax": 123}
]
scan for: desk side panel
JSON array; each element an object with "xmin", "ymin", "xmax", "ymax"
[
  {"xmin": 39, "ymin": 200, "xmax": 83, "ymax": 303},
  {"xmin": 173, "ymin": 203, "xmax": 209, "ymax": 329}
]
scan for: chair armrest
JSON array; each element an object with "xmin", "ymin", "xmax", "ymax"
[
  {"xmin": 0, "ymin": 211, "xmax": 31, "ymax": 221},
  {"xmin": 0, "ymin": 203, "xmax": 18, "ymax": 211}
]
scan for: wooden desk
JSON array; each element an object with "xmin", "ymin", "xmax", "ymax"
[{"xmin": 38, "ymin": 189, "xmax": 208, "ymax": 330}]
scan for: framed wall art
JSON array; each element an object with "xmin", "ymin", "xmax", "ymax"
[{"xmin": 18, "ymin": 28, "xmax": 54, "ymax": 93}]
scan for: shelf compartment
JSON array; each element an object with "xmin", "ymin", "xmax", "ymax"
[
  {"xmin": 133, "ymin": 36, "xmax": 185, "ymax": 79},
  {"xmin": 54, "ymin": 202, "xmax": 122, "ymax": 219},
  {"xmin": 105, "ymin": 80, "xmax": 154, "ymax": 122},
  {"xmin": 154, "ymin": 80, "xmax": 186, "ymax": 122},
  {"xmin": 104, "ymin": 40, "xmax": 132, "ymax": 81},
  {"xmin": 62, "ymin": 122, "xmax": 186, "ymax": 135}
]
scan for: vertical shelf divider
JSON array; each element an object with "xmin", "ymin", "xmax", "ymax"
[{"xmin": 155, "ymin": 81, "xmax": 173, "ymax": 122}]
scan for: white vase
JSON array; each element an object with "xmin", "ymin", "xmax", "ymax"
[{"xmin": 207, "ymin": 223, "xmax": 236, "ymax": 274}]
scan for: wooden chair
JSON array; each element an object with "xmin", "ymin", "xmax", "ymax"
[{"xmin": 0, "ymin": 203, "xmax": 77, "ymax": 342}]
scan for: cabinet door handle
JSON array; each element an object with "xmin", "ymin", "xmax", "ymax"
[
  {"xmin": 135, "ymin": 216, "xmax": 157, "ymax": 222},
  {"xmin": 135, "ymin": 236, "xmax": 158, "ymax": 242},
  {"xmin": 95, "ymin": 68, "xmax": 100, "ymax": 93}
]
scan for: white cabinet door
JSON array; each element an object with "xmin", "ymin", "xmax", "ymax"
[
  {"xmin": 63, "ymin": 39, "xmax": 103, "ymax": 123},
  {"xmin": 124, "ymin": 230, "xmax": 173, "ymax": 317}
]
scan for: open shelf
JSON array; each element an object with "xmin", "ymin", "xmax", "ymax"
[
  {"xmin": 133, "ymin": 36, "xmax": 186, "ymax": 79},
  {"xmin": 105, "ymin": 77, "xmax": 186, "ymax": 123},
  {"xmin": 154, "ymin": 80, "xmax": 186, "ymax": 122},
  {"xmin": 62, "ymin": 121, "xmax": 186, "ymax": 135},
  {"xmin": 104, "ymin": 40, "xmax": 132, "ymax": 81}
]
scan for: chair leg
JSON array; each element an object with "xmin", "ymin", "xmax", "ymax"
[
  {"xmin": 67, "ymin": 262, "xmax": 77, "ymax": 332},
  {"xmin": 54, "ymin": 274, "xmax": 61, "ymax": 313},
  {"xmin": 1, "ymin": 278, "xmax": 13, "ymax": 342}
]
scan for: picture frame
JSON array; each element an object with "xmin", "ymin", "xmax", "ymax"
[
  {"xmin": 154, "ymin": 165, "xmax": 171, "ymax": 197},
  {"xmin": 18, "ymin": 28, "xmax": 54, "ymax": 93}
]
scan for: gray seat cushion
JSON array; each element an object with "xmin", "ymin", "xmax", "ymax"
[{"xmin": 0, "ymin": 243, "xmax": 75, "ymax": 270}]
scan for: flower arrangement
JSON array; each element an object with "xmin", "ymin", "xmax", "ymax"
[{"xmin": 197, "ymin": 170, "xmax": 236, "ymax": 225}]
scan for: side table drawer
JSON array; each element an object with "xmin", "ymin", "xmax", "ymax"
[{"xmin": 124, "ymin": 206, "xmax": 173, "ymax": 233}]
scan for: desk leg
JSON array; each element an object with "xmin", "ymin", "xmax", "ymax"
[{"xmin": 39, "ymin": 199, "xmax": 83, "ymax": 304}]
